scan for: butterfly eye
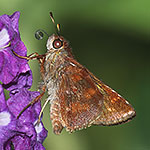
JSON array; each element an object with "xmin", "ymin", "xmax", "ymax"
[{"xmin": 53, "ymin": 39, "xmax": 63, "ymax": 49}]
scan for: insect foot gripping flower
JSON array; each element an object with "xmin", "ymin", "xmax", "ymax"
[{"xmin": 0, "ymin": 12, "xmax": 47, "ymax": 150}]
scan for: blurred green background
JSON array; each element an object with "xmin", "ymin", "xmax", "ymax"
[{"xmin": 1, "ymin": 0, "xmax": 150, "ymax": 150}]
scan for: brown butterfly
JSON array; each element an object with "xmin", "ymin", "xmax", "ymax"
[{"xmin": 13, "ymin": 12, "xmax": 136, "ymax": 135}]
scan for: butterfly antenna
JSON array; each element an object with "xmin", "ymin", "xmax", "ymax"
[{"xmin": 50, "ymin": 12, "xmax": 60, "ymax": 36}]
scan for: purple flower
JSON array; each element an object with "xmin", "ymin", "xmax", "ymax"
[
  {"xmin": 0, "ymin": 12, "xmax": 47, "ymax": 150},
  {"xmin": 0, "ymin": 12, "xmax": 30, "ymax": 86}
]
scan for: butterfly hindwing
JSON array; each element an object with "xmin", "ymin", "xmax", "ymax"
[{"xmin": 90, "ymin": 73, "xmax": 136, "ymax": 126}]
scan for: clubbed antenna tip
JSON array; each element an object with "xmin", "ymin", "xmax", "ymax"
[{"xmin": 49, "ymin": 12, "xmax": 60, "ymax": 35}]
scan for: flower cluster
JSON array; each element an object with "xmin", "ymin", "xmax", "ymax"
[{"xmin": 0, "ymin": 12, "xmax": 47, "ymax": 150}]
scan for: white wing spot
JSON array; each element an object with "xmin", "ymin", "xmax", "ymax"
[
  {"xmin": 123, "ymin": 110, "xmax": 133, "ymax": 118},
  {"xmin": 111, "ymin": 89, "xmax": 116, "ymax": 93},
  {"xmin": 70, "ymin": 62, "xmax": 76, "ymax": 67},
  {"xmin": 128, "ymin": 110, "xmax": 134, "ymax": 115},
  {"xmin": 107, "ymin": 108, "xmax": 112, "ymax": 112},
  {"xmin": 125, "ymin": 100, "xmax": 129, "ymax": 104},
  {"xmin": 123, "ymin": 113, "xmax": 128, "ymax": 118},
  {"xmin": 0, "ymin": 111, "xmax": 11, "ymax": 126}
]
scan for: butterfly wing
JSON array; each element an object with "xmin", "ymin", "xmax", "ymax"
[
  {"xmin": 58, "ymin": 58, "xmax": 104, "ymax": 132},
  {"xmin": 89, "ymin": 72, "xmax": 136, "ymax": 126},
  {"xmin": 57, "ymin": 57, "xmax": 136, "ymax": 133}
]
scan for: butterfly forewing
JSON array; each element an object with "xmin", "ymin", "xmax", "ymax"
[{"xmin": 58, "ymin": 58, "xmax": 104, "ymax": 132}]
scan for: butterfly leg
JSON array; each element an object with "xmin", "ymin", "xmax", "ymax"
[
  {"xmin": 12, "ymin": 50, "xmax": 45, "ymax": 60},
  {"xmin": 37, "ymin": 98, "xmax": 50, "ymax": 124},
  {"xmin": 17, "ymin": 88, "xmax": 46, "ymax": 119}
]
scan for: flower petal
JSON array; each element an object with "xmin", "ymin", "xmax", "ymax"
[
  {"xmin": 0, "ymin": 109, "xmax": 17, "ymax": 150},
  {"xmin": 0, "ymin": 11, "xmax": 31, "ymax": 85},
  {"xmin": 7, "ymin": 88, "xmax": 40, "ymax": 122},
  {"xmin": 0, "ymin": 111, "xmax": 11, "ymax": 126},
  {"xmin": 0, "ymin": 28, "xmax": 10, "ymax": 48},
  {"xmin": 34, "ymin": 142, "xmax": 46, "ymax": 150},
  {"xmin": 10, "ymin": 11, "xmax": 20, "ymax": 34},
  {"xmin": 0, "ymin": 84, "xmax": 6, "ymax": 111},
  {"xmin": 34, "ymin": 121, "xmax": 48, "ymax": 143}
]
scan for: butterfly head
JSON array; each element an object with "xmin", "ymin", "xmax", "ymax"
[
  {"xmin": 34, "ymin": 12, "xmax": 73, "ymax": 57},
  {"xmin": 46, "ymin": 34, "xmax": 73, "ymax": 57},
  {"xmin": 47, "ymin": 34, "xmax": 64, "ymax": 51}
]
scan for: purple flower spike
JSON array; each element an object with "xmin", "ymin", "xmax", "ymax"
[
  {"xmin": 0, "ymin": 12, "xmax": 48, "ymax": 150},
  {"xmin": 0, "ymin": 11, "xmax": 30, "ymax": 85},
  {"xmin": 0, "ymin": 87, "xmax": 48, "ymax": 150},
  {"xmin": 0, "ymin": 84, "xmax": 17, "ymax": 150}
]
